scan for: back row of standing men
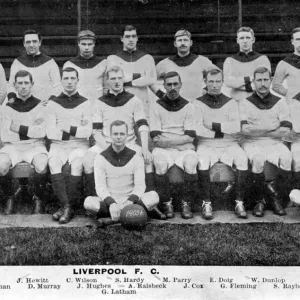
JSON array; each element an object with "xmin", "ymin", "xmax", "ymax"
[{"xmin": 0, "ymin": 25, "xmax": 300, "ymax": 224}]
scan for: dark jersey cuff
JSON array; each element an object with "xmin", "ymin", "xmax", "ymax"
[
  {"xmin": 62, "ymin": 132, "xmax": 70, "ymax": 140},
  {"xmin": 93, "ymin": 122, "xmax": 103, "ymax": 130},
  {"xmin": 184, "ymin": 130, "xmax": 196, "ymax": 138},
  {"xmin": 212, "ymin": 122, "xmax": 222, "ymax": 133},
  {"xmin": 7, "ymin": 92, "xmax": 16, "ymax": 100},
  {"xmin": 150, "ymin": 131, "xmax": 162, "ymax": 138},
  {"xmin": 70, "ymin": 126, "xmax": 77, "ymax": 136},
  {"xmin": 244, "ymin": 76, "xmax": 253, "ymax": 92}
]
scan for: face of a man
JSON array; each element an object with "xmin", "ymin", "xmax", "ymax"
[
  {"xmin": 164, "ymin": 76, "xmax": 182, "ymax": 100},
  {"xmin": 14, "ymin": 75, "xmax": 33, "ymax": 99},
  {"xmin": 107, "ymin": 71, "xmax": 124, "ymax": 94},
  {"xmin": 121, "ymin": 30, "xmax": 138, "ymax": 51},
  {"xmin": 236, "ymin": 31, "xmax": 255, "ymax": 53},
  {"xmin": 61, "ymin": 71, "xmax": 79, "ymax": 95},
  {"xmin": 78, "ymin": 38, "xmax": 95, "ymax": 59},
  {"xmin": 254, "ymin": 72, "xmax": 271, "ymax": 98},
  {"xmin": 292, "ymin": 31, "xmax": 300, "ymax": 55},
  {"xmin": 206, "ymin": 72, "xmax": 223, "ymax": 96},
  {"xmin": 23, "ymin": 34, "xmax": 41, "ymax": 56},
  {"xmin": 174, "ymin": 35, "xmax": 192, "ymax": 56},
  {"xmin": 111, "ymin": 124, "xmax": 128, "ymax": 148}
]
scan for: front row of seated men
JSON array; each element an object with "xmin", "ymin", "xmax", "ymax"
[{"xmin": 0, "ymin": 65, "xmax": 297, "ymax": 224}]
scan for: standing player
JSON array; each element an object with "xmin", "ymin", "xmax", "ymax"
[
  {"xmin": 84, "ymin": 120, "xmax": 162, "ymax": 222},
  {"xmin": 223, "ymin": 27, "xmax": 271, "ymax": 101},
  {"xmin": 195, "ymin": 68, "xmax": 248, "ymax": 220},
  {"xmin": 106, "ymin": 25, "xmax": 156, "ymax": 118},
  {"xmin": 272, "ymin": 27, "xmax": 300, "ymax": 105},
  {"xmin": 0, "ymin": 63, "xmax": 7, "ymax": 104},
  {"xmin": 46, "ymin": 67, "xmax": 92, "ymax": 224},
  {"xmin": 240, "ymin": 67, "xmax": 292, "ymax": 217},
  {"xmin": 63, "ymin": 30, "xmax": 107, "ymax": 105},
  {"xmin": 150, "ymin": 71, "xmax": 199, "ymax": 219},
  {"xmin": 8, "ymin": 30, "xmax": 62, "ymax": 103},
  {"xmin": 0, "ymin": 70, "xmax": 48, "ymax": 214},
  {"xmin": 150, "ymin": 29, "xmax": 215, "ymax": 103},
  {"xmin": 83, "ymin": 66, "xmax": 154, "ymax": 201}
]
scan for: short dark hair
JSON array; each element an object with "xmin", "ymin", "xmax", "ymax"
[
  {"xmin": 121, "ymin": 25, "xmax": 137, "ymax": 36},
  {"xmin": 291, "ymin": 27, "xmax": 300, "ymax": 39},
  {"xmin": 110, "ymin": 120, "xmax": 128, "ymax": 134},
  {"xmin": 106, "ymin": 66, "xmax": 124, "ymax": 79},
  {"xmin": 237, "ymin": 26, "xmax": 254, "ymax": 37},
  {"xmin": 163, "ymin": 71, "xmax": 182, "ymax": 83},
  {"xmin": 15, "ymin": 70, "xmax": 33, "ymax": 83},
  {"xmin": 204, "ymin": 68, "xmax": 224, "ymax": 81},
  {"xmin": 253, "ymin": 67, "xmax": 271, "ymax": 79},
  {"xmin": 23, "ymin": 29, "xmax": 41, "ymax": 42},
  {"xmin": 61, "ymin": 67, "xmax": 79, "ymax": 79}
]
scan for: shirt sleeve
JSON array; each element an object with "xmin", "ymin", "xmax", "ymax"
[
  {"xmin": 278, "ymin": 99, "xmax": 292, "ymax": 129},
  {"xmin": 94, "ymin": 154, "xmax": 111, "ymax": 200},
  {"xmin": 133, "ymin": 96, "xmax": 149, "ymax": 132},
  {"xmin": 49, "ymin": 59, "xmax": 62, "ymax": 96},
  {"xmin": 7, "ymin": 59, "xmax": 18, "ymax": 100},
  {"xmin": 131, "ymin": 154, "xmax": 146, "ymax": 198},
  {"xmin": 45, "ymin": 102, "xmax": 69, "ymax": 141},
  {"xmin": 195, "ymin": 103, "xmax": 216, "ymax": 138},
  {"xmin": 0, "ymin": 64, "xmax": 7, "ymax": 104},
  {"xmin": 272, "ymin": 61, "xmax": 288, "ymax": 96},
  {"xmin": 149, "ymin": 102, "xmax": 162, "ymax": 138},
  {"xmin": 92, "ymin": 100, "xmax": 103, "ymax": 135},
  {"xmin": 211, "ymin": 101, "xmax": 241, "ymax": 134},
  {"xmin": 131, "ymin": 55, "xmax": 157, "ymax": 87},
  {"xmin": 183, "ymin": 103, "xmax": 196, "ymax": 137},
  {"xmin": 69, "ymin": 102, "xmax": 93, "ymax": 138}
]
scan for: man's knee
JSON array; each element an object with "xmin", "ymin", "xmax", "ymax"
[
  {"xmin": 198, "ymin": 154, "xmax": 210, "ymax": 170},
  {"xmin": 71, "ymin": 157, "xmax": 84, "ymax": 175},
  {"xmin": 83, "ymin": 151, "xmax": 97, "ymax": 174},
  {"xmin": 183, "ymin": 154, "xmax": 198, "ymax": 174},
  {"xmin": 234, "ymin": 154, "xmax": 249, "ymax": 171},
  {"xmin": 32, "ymin": 154, "xmax": 48, "ymax": 174},
  {"xmin": 279, "ymin": 153, "xmax": 292, "ymax": 171},
  {"xmin": 153, "ymin": 155, "xmax": 168, "ymax": 174},
  {"xmin": 48, "ymin": 157, "xmax": 63, "ymax": 174},
  {"xmin": 84, "ymin": 196, "xmax": 100, "ymax": 214},
  {"xmin": 251, "ymin": 154, "xmax": 265, "ymax": 173},
  {"xmin": 0, "ymin": 154, "xmax": 12, "ymax": 176}
]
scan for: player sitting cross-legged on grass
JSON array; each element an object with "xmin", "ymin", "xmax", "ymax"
[
  {"xmin": 150, "ymin": 71, "xmax": 199, "ymax": 219},
  {"xmin": 240, "ymin": 67, "xmax": 292, "ymax": 217},
  {"xmin": 84, "ymin": 120, "xmax": 161, "ymax": 223},
  {"xmin": 46, "ymin": 67, "xmax": 92, "ymax": 224},
  {"xmin": 195, "ymin": 68, "xmax": 248, "ymax": 220},
  {"xmin": 0, "ymin": 70, "xmax": 48, "ymax": 214}
]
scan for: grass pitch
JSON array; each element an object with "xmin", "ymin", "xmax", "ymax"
[{"xmin": 1, "ymin": 223, "xmax": 300, "ymax": 266}]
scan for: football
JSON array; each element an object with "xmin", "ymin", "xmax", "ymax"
[{"xmin": 120, "ymin": 204, "xmax": 148, "ymax": 230}]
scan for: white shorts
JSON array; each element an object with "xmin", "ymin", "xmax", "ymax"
[
  {"xmin": 48, "ymin": 143, "xmax": 89, "ymax": 165},
  {"xmin": 0, "ymin": 144, "xmax": 48, "ymax": 168},
  {"xmin": 85, "ymin": 191, "xmax": 159, "ymax": 216},
  {"xmin": 88, "ymin": 143, "xmax": 142, "ymax": 155},
  {"xmin": 197, "ymin": 143, "xmax": 248, "ymax": 171},
  {"xmin": 152, "ymin": 147, "xmax": 197, "ymax": 170},
  {"xmin": 242, "ymin": 141, "xmax": 292, "ymax": 168}
]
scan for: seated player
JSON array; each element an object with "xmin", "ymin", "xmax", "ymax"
[
  {"xmin": 46, "ymin": 67, "xmax": 92, "ymax": 224},
  {"xmin": 0, "ymin": 70, "xmax": 48, "ymax": 214},
  {"xmin": 195, "ymin": 68, "xmax": 248, "ymax": 220},
  {"xmin": 150, "ymin": 71, "xmax": 199, "ymax": 219},
  {"xmin": 240, "ymin": 67, "xmax": 292, "ymax": 217},
  {"xmin": 83, "ymin": 65, "xmax": 153, "ymax": 198},
  {"xmin": 84, "ymin": 120, "xmax": 162, "ymax": 222}
]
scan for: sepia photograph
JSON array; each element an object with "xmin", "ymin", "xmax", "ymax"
[{"xmin": 0, "ymin": 0, "xmax": 300, "ymax": 299}]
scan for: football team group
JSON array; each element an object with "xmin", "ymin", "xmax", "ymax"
[{"xmin": 0, "ymin": 24, "xmax": 299, "ymax": 225}]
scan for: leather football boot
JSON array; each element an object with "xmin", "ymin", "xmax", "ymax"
[
  {"xmin": 235, "ymin": 200, "xmax": 247, "ymax": 219},
  {"xmin": 52, "ymin": 207, "xmax": 65, "ymax": 221},
  {"xmin": 59, "ymin": 207, "xmax": 74, "ymax": 224},
  {"xmin": 202, "ymin": 200, "xmax": 213, "ymax": 220},
  {"xmin": 4, "ymin": 196, "xmax": 15, "ymax": 215},
  {"xmin": 148, "ymin": 206, "xmax": 167, "ymax": 220},
  {"xmin": 181, "ymin": 201, "xmax": 193, "ymax": 219},
  {"xmin": 33, "ymin": 195, "xmax": 44, "ymax": 214},
  {"xmin": 266, "ymin": 181, "xmax": 285, "ymax": 216},
  {"xmin": 253, "ymin": 199, "xmax": 266, "ymax": 217},
  {"xmin": 161, "ymin": 200, "xmax": 174, "ymax": 219}
]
